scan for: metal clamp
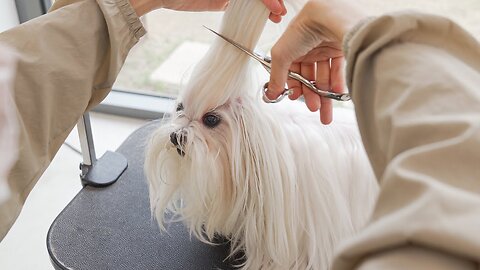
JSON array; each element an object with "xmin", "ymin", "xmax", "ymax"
[{"xmin": 77, "ymin": 112, "xmax": 127, "ymax": 187}]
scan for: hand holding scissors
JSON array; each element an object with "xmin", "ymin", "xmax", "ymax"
[
  {"xmin": 205, "ymin": 27, "xmax": 351, "ymax": 103},
  {"xmin": 267, "ymin": 0, "xmax": 368, "ymax": 124}
]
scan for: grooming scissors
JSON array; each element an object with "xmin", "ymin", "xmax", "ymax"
[{"xmin": 205, "ymin": 26, "xmax": 351, "ymax": 103}]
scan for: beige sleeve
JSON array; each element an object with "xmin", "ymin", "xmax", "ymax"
[
  {"xmin": 0, "ymin": 0, "xmax": 146, "ymax": 240},
  {"xmin": 0, "ymin": 45, "xmax": 18, "ymax": 206},
  {"xmin": 332, "ymin": 12, "xmax": 480, "ymax": 270}
]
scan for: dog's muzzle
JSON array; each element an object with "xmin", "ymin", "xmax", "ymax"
[{"xmin": 170, "ymin": 130, "xmax": 187, "ymax": 156}]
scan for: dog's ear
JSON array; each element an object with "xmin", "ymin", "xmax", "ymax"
[{"xmin": 227, "ymin": 102, "xmax": 299, "ymax": 264}]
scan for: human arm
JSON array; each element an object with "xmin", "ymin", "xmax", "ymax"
[
  {"xmin": 332, "ymin": 11, "xmax": 480, "ymax": 270},
  {"xmin": 130, "ymin": 0, "xmax": 286, "ymax": 22},
  {"xmin": 130, "ymin": 0, "xmax": 228, "ymax": 16},
  {"xmin": 0, "ymin": 0, "xmax": 148, "ymax": 240},
  {"xmin": 269, "ymin": 0, "xmax": 480, "ymax": 268},
  {"xmin": 0, "ymin": 45, "xmax": 18, "ymax": 206}
]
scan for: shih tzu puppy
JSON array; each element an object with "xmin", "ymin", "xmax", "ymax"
[{"xmin": 145, "ymin": 0, "xmax": 378, "ymax": 269}]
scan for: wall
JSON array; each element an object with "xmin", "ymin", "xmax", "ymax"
[{"xmin": 0, "ymin": 0, "xmax": 19, "ymax": 32}]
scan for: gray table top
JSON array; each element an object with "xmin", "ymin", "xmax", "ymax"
[{"xmin": 47, "ymin": 121, "xmax": 237, "ymax": 270}]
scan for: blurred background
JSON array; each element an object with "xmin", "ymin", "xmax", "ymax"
[{"xmin": 114, "ymin": 0, "xmax": 480, "ymax": 97}]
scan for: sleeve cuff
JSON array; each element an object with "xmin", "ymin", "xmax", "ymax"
[
  {"xmin": 115, "ymin": 0, "xmax": 147, "ymax": 40},
  {"xmin": 342, "ymin": 17, "xmax": 375, "ymax": 59},
  {"xmin": 341, "ymin": 16, "xmax": 375, "ymax": 93}
]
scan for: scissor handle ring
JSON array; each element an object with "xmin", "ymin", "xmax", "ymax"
[{"xmin": 262, "ymin": 83, "xmax": 294, "ymax": 103}]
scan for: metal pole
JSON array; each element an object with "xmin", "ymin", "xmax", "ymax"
[
  {"xmin": 77, "ymin": 113, "xmax": 97, "ymax": 167},
  {"xmin": 76, "ymin": 112, "xmax": 127, "ymax": 187}
]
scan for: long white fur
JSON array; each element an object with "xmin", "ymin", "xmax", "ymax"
[{"xmin": 145, "ymin": 1, "xmax": 378, "ymax": 269}]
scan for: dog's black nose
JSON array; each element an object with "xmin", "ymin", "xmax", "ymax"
[
  {"xmin": 170, "ymin": 131, "xmax": 186, "ymax": 156},
  {"xmin": 170, "ymin": 131, "xmax": 187, "ymax": 146},
  {"xmin": 170, "ymin": 132, "xmax": 179, "ymax": 146}
]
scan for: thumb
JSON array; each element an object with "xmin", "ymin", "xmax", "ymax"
[
  {"xmin": 262, "ymin": 0, "xmax": 284, "ymax": 15},
  {"xmin": 268, "ymin": 13, "xmax": 323, "ymax": 99},
  {"xmin": 267, "ymin": 45, "xmax": 291, "ymax": 99}
]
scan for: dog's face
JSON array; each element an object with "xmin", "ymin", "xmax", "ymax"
[
  {"xmin": 146, "ymin": 82, "xmax": 303, "ymax": 247},
  {"xmin": 168, "ymin": 101, "xmax": 229, "ymax": 158},
  {"xmin": 146, "ymin": 91, "xmax": 265, "ymax": 236}
]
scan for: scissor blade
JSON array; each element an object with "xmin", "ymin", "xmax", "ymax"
[{"xmin": 203, "ymin": 26, "xmax": 269, "ymax": 67}]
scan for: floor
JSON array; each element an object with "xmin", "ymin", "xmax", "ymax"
[{"xmin": 0, "ymin": 113, "xmax": 147, "ymax": 270}]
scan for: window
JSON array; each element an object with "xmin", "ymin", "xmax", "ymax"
[
  {"xmin": 16, "ymin": 0, "xmax": 51, "ymax": 23},
  {"xmin": 114, "ymin": 10, "xmax": 222, "ymax": 97}
]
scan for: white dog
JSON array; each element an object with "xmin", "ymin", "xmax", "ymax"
[{"xmin": 145, "ymin": 1, "xmax": 378, "ymax": 269}]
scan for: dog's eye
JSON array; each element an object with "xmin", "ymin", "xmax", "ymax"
[
  {"xmin": 202, "ymin": 113, "xmax": 221, "ymax": 128},
  {"xmin": 176, "ymin": 103, "xmax": 184, "ymax": 112}
]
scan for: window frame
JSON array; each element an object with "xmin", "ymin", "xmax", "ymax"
[{"xmin": 15, "ymin": 0, "xmax": 52, "ymax": 23}]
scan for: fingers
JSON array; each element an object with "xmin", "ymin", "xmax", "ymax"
[
  {"xmin": 301, "ymin": 62, "xmax": 321, "ymax": 112},
  {"xmin": 269, "ymin": 13, "xmax": 283, "ymax": 23},
  {"xmin": 268, "ymin": 16, "xmax": 322, "ymax": 99},
  {"xmin": 278, "ymin": 0, "xmax": 287, "ymax": 15},
  {"xmin": 319, "ymin": 96, "xmax": 333, "ymax": 124},
  {"xmin": 287, "ymin": 63, "xmax": 302, "ymax": 100},
  {"xmin": 315, "ymin": 60, "xmax": 331, "ymax": 123},
  {"xmin": 263, "ymin": 0, "xmax": 287, "ymax": 23},
  {"xmin": 268, "ymin": 43, "xmax": 294, "ymax": 100},
  {"xmin": 318, "ymin": 57, "xmax": 344, "ymax": 124},
  {"xmin": 262, "ymin": 0, "xmax": 286, "ymax": 15},
  {"xmin": 315, "ymin": 60, "xmax": 330, "ymax": 91},
  {"xmin": 267, "ymin": 1, "xmax": 346, "ymax": 124},
  {"xmin": 330, "ymin": 56, "xmax": 345, "ymax": 93},
  {"xmin": 296, "ymin": 44, "xmax": 343, "ymax": 63}
]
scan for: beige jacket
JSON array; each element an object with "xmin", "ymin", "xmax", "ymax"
[
  {"xmin": 0, "ymin": 45, "xmax": 18, "ymax": 205},
  {"xmin": 334, "ymin": 12, "xmax": 480, "ymax": 270},
  {"xmin": 0, "ymin": 0, "xmax": 146, "ymax": 240}
]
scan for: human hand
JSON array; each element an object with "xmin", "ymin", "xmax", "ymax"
[
  {"xmin": 130, "ymin": 0, "xmax": 229, "ymax": 16},
  {"xmin": 131, "ymin": 0, "xmax": 287, "ymax": 22},
  {"xmin": 267, "ymin": 0, "xmax": 368, "ymax": 124},
  {"xmin": 159, "ymin": 0, "xmax": 287, "ymax": 22},
  {"xmin": 262, "ymin": 0, "xmax": 287, "ymax": 23},
  {"xmin": 158, "ymin": 0, "xmax": 230, "ymax": 12}
]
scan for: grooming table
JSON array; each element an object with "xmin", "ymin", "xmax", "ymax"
[{"xmin": 47, "ymin": 120, "xmax": 235, "ymax": 270}]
